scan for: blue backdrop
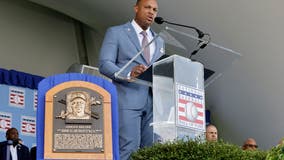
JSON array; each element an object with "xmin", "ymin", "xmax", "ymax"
[{"xmin": 0, "ymin": 68, "xmax": 44, "ymax": 149}]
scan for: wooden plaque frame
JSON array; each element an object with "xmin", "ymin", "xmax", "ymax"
[{"xmin": 44, "ymin": 81, "xmax": 112, "ymax": 159}]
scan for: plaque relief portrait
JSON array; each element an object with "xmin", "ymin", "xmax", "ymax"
[
  {"xmin": 66, "ymin": 91, "xmax": 91, "ymax": 120},
  {"xmin": 55, "ymin": 90, "xmax": 102, "ymax": 121}
]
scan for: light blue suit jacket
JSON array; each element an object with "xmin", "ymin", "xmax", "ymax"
[{"xmin": 99, "ymin": 22, "xmax": 164, "ymax": 109}]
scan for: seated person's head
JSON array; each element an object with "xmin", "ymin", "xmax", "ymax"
[
  {"xmin": 6, "ymin": 127, "xmax": 19, "ymax": 141},
  {"xmin": 242, "ymin": 138, "xmax": 258, "ymax": 150},
  {"xmin": 206, "ymin": 124, "xmax": 218, "ymax": 142}
]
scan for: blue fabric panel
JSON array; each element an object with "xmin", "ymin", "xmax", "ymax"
[
  {"xmin": 0, "ymin": 68, "xmax": 44, "ymax": 89},
  {"xmin": 0, "ymin": 68, "xmax": 11, "ymax": 85},
  {"xmin": 36, "ymin": 73, "xmax": 119, "ymax": 160}
]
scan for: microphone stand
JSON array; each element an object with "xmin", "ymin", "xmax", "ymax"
[
  {"xmin": 162, "ymin": 20, "xmax": 205, "ymax": 39},
  {"xmin": 156, "ymin": 17, "xmax": 211, "ymax": 59},
  {"xmin": 164, "ymin": 20, "xmax": 211, "ymax": 58}
]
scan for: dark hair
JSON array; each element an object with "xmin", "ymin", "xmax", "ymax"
[{"xmin": 6, "ymin": 127, "xmax": 18, "ymax": 136}]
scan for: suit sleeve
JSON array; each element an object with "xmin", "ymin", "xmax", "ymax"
[{"xmin": 99, "ymin": 27, "xmax": 127, "ymax": 81}]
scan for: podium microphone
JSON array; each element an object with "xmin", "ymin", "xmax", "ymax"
[{"xmin": 154, "ymin": 17, "xmax": 205, "ymax": 39}]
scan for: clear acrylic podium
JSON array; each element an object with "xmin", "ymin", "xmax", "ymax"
[
  {"xmin": 113, "ymin": 24, "xmax": 241, "ymax": 143},
  {"xmin": 152, "ymin": 55, "xmax": 205, "ymax": 143}
]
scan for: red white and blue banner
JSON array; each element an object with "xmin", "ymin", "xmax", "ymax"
[
  {"xmin": 21, "ymin": 116, "xmax": 36, "ymax": 136},
  {"xmin": 9, "ymin": 87, "xmax": 25, "ymax": 108},
  {"xmin": 176, "ymin": 83, "xmax": 205, "ymax": 132},
  {"xmin": 0, "ymin": 112, "xmax": 12, "ymax": 132}
]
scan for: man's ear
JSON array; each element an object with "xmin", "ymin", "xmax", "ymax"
[{"xmin": 134, "ymin": 5, "xmax": 138, "ymax": 13}]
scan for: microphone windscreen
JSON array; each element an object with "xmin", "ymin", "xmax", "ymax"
[{"xmin": 154, "ymin": 17, "xmax": 164, "ymax": 24}]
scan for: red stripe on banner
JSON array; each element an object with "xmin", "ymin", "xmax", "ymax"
[
  {"xmin": 22, "ymin": 122, "xmax": 35, "ymax": 125},
  {"xmin": 179, "ymin": 99, "xmax": 188, "ymax": 104},
  {"xmin": 179, "ymin": 99, "xmax": 203, "ymax": 109},
  {"xmin": 11, "ymin": 101, "xmax": 24, "ymax": 105},
  {"xmin": 22, "ymin": 125, "xmax": 36, "ymax": 129},
  {"xmin": 178, "ymin": 107, "xmax": 185, "ymax": 112},
  {"xmin": 179, "ymin": 115, "xmax": 188, "ymax": 121},
  {"xmin": 179, "ymin": 115, "xmax": 204, "ymax": 125},
  {"xmin": 2, "ymin": 119, "xmax": 11, "ymax": 122},
  {"xmin": 22, "ymin": 127, "xmax": 36, "ymax": 131},
  {"xmin": 22, "ymin": 130, "xmax": 35, "ymax": 133},
  {"xmin": 193, "ymin": 102, "xmax": 203, "ymax": 109},
  {"xmin": 10, "ymin": 94, "xmax": 24, "ymax": 97},
  {"xmin": 198, "ymin": 112, "xmax": 203, "ymax": 117},
  {"xmin": 10, "ymin": 100, "xmax": 15, "ymax": 104},
  {"xmin": 10, "ymin": 93, "xmax": 24, "ymax": 96},
  {"xmin": 195, "ymin": 119, "xmax": 203, "ymax": 125}
]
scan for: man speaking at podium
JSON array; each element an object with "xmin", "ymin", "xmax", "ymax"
[{"xmin": 99, "ymin": 0, "xmax": 164, "ymax": 159}]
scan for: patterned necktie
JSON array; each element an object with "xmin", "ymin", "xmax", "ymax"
[{"xmin": 141, "ymin": 31, "xmax": 150, "ymax": 64}]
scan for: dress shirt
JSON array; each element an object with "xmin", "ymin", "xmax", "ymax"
[
  {"xmin": 10, "ymin": 145, "xmax": 18, "ymax": 160},
  {"xmin": 131, "ymin": 20, "xmax": 156, "ymax": 62}
]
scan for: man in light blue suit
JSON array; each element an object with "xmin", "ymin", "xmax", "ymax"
[{"xmin": 99, "ymin": 0, "xmax": 164, "ymax": 159}]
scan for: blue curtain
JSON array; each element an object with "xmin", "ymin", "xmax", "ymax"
[
  {"xmin": 0, "ymin": 68, "xmax": 44, "ymax": 89},
  {"xmin": 36, "ymin": 73, "xmax": 119, "ymax": 160}
]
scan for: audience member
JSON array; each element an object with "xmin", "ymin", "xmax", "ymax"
[
  {"xmin": 0, "ymin": 127, "xmax": 31, "ymax": 160},
  {"xmin": 30, "ymin": 146, "xmax": 36, "ymax": 160},
  {"xmin": 242, "ymin": 138, "xmax": 258, "ymax": 150},
  {"xmin": 206, "ymin": 124, "xmax": 218, "ymax": 142}
]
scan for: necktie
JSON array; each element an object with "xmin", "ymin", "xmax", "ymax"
[{"xmin": 141, "ymin": 31, "xmax": 150, "ymax": 64}]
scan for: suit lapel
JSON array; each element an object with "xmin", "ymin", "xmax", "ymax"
[
  {"xmin": 17, "ymin": 145, "xmax": 22, "ymax": 160},
  {"xmin": 124, "ymin": 22, "xmax": 141, "ymax": 52},
  {"xmin": 123, "ymin": 22, "xmax": 164, "ymax": 65},
  {"xmin": 3, "ymin": 144, "xmax": 8, "ymax": 159},
  {"xmin": 124, "ymin": 22, "xmax": 151, "ymax": 64}
]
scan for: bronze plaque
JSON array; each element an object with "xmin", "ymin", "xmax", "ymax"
[{"xmin": 53, "ymin": 87, "xmax": 104, "ymax": 153}]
